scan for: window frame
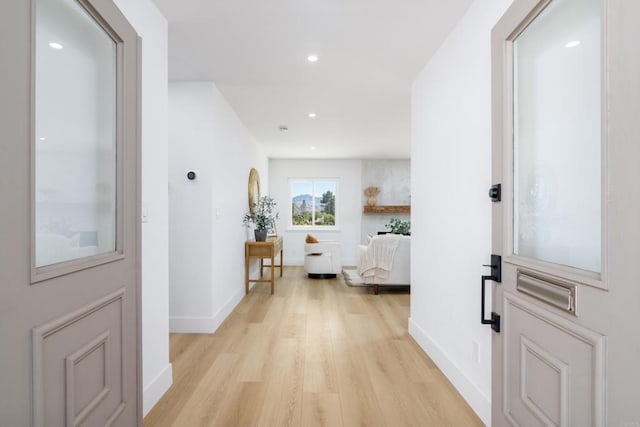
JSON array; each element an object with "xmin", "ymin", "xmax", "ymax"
[
  {"xmin": 30, "ymin": 0, "xmax": 126, "ymax": 283},
  {"xmin": 289, "ymin": 178, "xmax": 339, "ymax": 230}
]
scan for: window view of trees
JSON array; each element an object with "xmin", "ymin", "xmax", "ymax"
[{"xmin": 291, "ymin": 180, "xmax": 337, "ymax": 226}]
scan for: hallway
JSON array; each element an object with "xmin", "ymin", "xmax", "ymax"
[{"xmin": 144, "ymin": 267, "xmax": 481, "ymax": 426}]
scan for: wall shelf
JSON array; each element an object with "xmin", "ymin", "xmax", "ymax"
[{"xmin": 363, "ymin": 205, "xmax": 410, "ymax": 214}]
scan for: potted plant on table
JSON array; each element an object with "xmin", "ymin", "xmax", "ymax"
[{"xmin": 243, "ymin": 195, "xmax": 279, "ymax": 241}]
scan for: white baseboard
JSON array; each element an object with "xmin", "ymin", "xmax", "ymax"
[
  {"xmin": 169, "ymin": 288, "xmax": 244, "ymax": 333},
  {"xmin": 143, "ymin": 363, "xmax": 173, "ymax": 416},
  {"xmin": 408, "ymin": 318, "xmax": 491, "ymax": 426}
]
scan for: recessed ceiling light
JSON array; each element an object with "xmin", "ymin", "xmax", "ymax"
[
  {"xmin": 308, "ymin": 113, "xmax": 317, "ymax": 118},
  {"xmin": 565, "ymin": 40, "xmax": 580, "ymax": 48},
  {"xmin": 49, "ymin": 42, "xmax": 63, "ymax": 50},
  {"xmin": 307, "ymin": 54, "xmax": 318, "ymax": 62},
  {"xmin": 310, "ymin": 146, "xmax": 317, "ymax": 150}
]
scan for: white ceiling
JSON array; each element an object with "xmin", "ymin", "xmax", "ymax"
[{"xmin": 152, "ymin": 0, "xmax": 473, "ymax": 159}]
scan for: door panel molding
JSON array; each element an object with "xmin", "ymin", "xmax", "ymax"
[
  {"xmin": 65, "ymin": 330, "xmax": 112, "ymax": 426},
  {"xmin": 503, "ymin": 291, "xmax": 605, "ymax": 426},
  {"xmin": 32, "ymin": 288, "xmax": 127, "ymax": 426},
  {"xmin": 520, "ymin": 335, "xmax": 569, "ymax": 426},
  {"xmin": 32, "ymin": 253, "xmax": 126, "ymax": 284}
]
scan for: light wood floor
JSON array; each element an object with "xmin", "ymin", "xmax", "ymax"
[{"xmin": 144, "ymin": 266, "xmax": 482, "ymax": 426}]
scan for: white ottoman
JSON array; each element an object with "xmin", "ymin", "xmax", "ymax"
[{"xmin": 304, "ymin": 241, "xmax": 341, "ymax": 279}]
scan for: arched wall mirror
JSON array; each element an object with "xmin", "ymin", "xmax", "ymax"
[{"xmin": 248, "ymin": 168, "xmax": 261, "ymax": 214}]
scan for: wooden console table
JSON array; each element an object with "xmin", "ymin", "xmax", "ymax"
[{"xmin": 245, "ymin": 236, "xmax": 283, "ymax": 295}]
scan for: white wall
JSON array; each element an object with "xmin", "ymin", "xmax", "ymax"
[
  {"xmin": 112, "ymin": 0, "xmax": 171, "ymax": 416},
  {"xmin": 269, "ymin": 159, "xmax": 362, "ymax": 266},
  {"xmin": 409, "ymin": 0, "xmax": 512, "ymax": 425},
  {"xmin": 169, "ymin": 81, "xmax": 268, "ymax": 333}
]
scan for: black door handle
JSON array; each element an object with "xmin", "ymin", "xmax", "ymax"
[
  {"xmin": 481, "ymin": 255, "xmax": 501, "ymax": 333},
  {"xmin": 481, "ymin": 275, "xmax": 500, "ymax": 332}
]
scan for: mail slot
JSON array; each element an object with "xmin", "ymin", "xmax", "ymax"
[{"xmin": 517, "ymin": 271, "xmax": 577, "ymax": 315}]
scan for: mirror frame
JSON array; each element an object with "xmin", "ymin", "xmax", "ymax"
[{"xmin": 248, "ymin": 168, "xmax": 260, "ymax": 214}]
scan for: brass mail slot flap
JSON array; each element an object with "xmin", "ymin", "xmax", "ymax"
[{"xmin": 517, "ymin": 271, "xmax": 577, "ymax": 314}]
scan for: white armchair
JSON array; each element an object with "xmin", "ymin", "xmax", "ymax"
[
  {"xmin": 304, "ymin": 241, "xmax": 342, "ymax": 279},
  {"xmin": 357, "ymin": 234, "xmax": 410, "ymax": 294}
]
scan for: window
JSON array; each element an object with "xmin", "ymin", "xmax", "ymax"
[
  {"xmin": 35, "ymin": 0, "xmax": 118, "ymax": 268},
  {"xmin": 291, "ymin": 180, "xmax": 337, "ymax": 227}
]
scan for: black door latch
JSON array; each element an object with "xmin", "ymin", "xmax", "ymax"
[{"xmin": 489, "ymin": 184, "xmax": 501, "ymax": 202}]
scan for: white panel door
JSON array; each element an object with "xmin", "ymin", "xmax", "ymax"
[
  {"xmin": 490, "ymin": 0, "xmax": 640, "ymax": 425},
  {"xmin": 0, "ymin": 0, "xmax": 141, "ymax": 425}
]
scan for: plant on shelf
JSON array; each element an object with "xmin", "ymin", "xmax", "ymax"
[
  {"xmin": 364, "ymin": 186, "xmax": 380, "ymax": 206},
  {"xmin": 385, "ymin": 218, "xmax": 411, "ymax": 235},
  {"xmin": 243, "ymin": 196, "xmax": 279, "ymax": 241}
]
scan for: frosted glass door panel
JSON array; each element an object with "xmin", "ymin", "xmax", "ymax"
[
  {"xmin": 513, "ymin": 0, "xmax": 601, "ymax": 273},
  {"xmin": 35, "ymin": 0, "xmax": 117, "ymax": 267}
]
